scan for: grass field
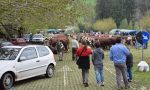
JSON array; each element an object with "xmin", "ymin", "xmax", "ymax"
[
  {"xmin": 13, "ymin": 42, "xmax": 150, "ymax": 90},
  {"xmin": 129, "ymin": 45, "xmax": 150, "ymax": 89}
]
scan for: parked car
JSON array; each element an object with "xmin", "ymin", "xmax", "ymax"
[
  {"xmin": 11, "ymin": 38, "xmax": 26, "ymax": 45},
  {"xmin": 32, "ymin": 34, "xmax": 45, "ymax": 43},
  {"xmin": 0, "ymin": 39, "xmax": 13, "ymax": 48},
  {"xmin": 0, "ymin": 45, "xmax": 56, "ymax": 89},
  {"xmin": 23, "ymin": 34, "xmax": 30, "ymax": 43}
]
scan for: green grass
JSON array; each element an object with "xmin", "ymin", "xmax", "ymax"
[{"xmin": 129, "ymin": 45, "xmax": 150, "ymax": 89}]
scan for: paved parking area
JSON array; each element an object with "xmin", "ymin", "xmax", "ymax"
[{"xmin": 13, "ymin": 51, "xmax": 141, "ymax": 90}]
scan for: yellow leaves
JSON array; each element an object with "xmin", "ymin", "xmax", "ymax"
[
  {"xmin": 93, "ymin": 18, "xmax": 116, "ymax": 32},
  {"xmin": 141, "ymin": 13, "xmax": 150, "ymax": 30}
]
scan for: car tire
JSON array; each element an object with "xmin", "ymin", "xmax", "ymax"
[
  {"xmin": 0, "ymin": 73, "xmax": 14, "ymax": 90},
  {"xmin": 45, "ymin": 65, "xmax": 55, "ymax": 78}
]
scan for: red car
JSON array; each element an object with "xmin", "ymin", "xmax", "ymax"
[{"xmin": 11, "ymin": 38, "xmax": 26, "ymax": 45}]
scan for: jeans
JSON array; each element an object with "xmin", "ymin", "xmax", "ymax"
[
  {"xmin": 127, "ymin": 66, "xmax": 132, "ymax": 80},
  {"xmin": 135, "ymin": 41, "xmax": 141, "ymax": 49},
  {"xmin": 94, "ymin": 65, "xmax": 104, "ymax": 84}
]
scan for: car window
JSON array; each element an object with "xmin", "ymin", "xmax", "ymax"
[
  {"xmin": 33, "ymin": 34, "xmax": 43, "ymax": 38},
  {"xmin": 36, "ymin": 46, "xmax": 49, "ymax": 57},
  {"xmin": 20, "ymin": 47, "xmax": 38, "ymax": 60},
  {"xmin": 0, "ymin": 48, "xmax": 20, "ymax": 60}
]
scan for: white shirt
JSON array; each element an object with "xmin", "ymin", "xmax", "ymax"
[{"xmin": 71, "ymin": 39, "xmax": 79, "ymax": 48}]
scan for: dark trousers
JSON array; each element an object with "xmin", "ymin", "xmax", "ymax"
[
  {"xmin": 114, "ymin": 63, "xmax": 129, "ymax": 89},
  {"xmin": 127, "ymin": 66, "xmax": 132, "ymax": 80},
  {"xmin": 72, "ymin": 48, "xmax": 77, "ymax": 60},
  {"xmin": 82, "ymin": 69, "xmax": 89, "ymax": 84}
]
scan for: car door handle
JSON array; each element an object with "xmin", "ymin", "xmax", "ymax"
[{"xmin": 36, "ymin": 60, "xmax": 40, "ymax": 62}]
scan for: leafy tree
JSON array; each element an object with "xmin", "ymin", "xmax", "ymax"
[
  {"xmin": 124, "ymin": 0, "xmax": 136, "ymax": 25},
  {"xmin": 93, "ymin": 18, "xmax": 116, "ymax": 32},
  {"xmin": 96, "ymin": 0, "xmax": 136, "ymax": 28},
  {"xmin": 141, "ymin": 12, "xmax": 150, "ymax": 31},
  {"xmin": 0, "ymin": 0, "xmax": 95, "ymax": 37},
  {"xmin": 96, "ymin": 0, "xmax": 113, "ymax": 19}
]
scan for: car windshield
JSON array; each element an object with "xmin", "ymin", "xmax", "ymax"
[
  {"xmin": 33, "ymin": 34, "xmax": 43, "ymax": 38},
  {"xmin": 0, "ymin": 39, "xmax": 7, "ymax": 43},
  {"xmin": 24, "ymin": 34, "xmax": 30, "ymax": 38},
  {"xmin": 1, "ymin": 42, "xmax": 13, "ymax": 46},
  {"xmin": 0, "ymin": 48, "xmax": 21, "ymax": 60}
]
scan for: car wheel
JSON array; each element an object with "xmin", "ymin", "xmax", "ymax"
[
  {"xmin": 0, "ymin": 73, "xmax": 14, "ymax": 90},
  {"xmin": 45, "ymin": 65, "xmax": 54, "ymax": 78}
]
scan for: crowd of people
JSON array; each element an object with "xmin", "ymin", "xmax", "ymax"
[{"xmin": 71, "ymin": 36, "xmax": 133, "ymax": 90}]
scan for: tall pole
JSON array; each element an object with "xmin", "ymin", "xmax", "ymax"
[
  {"xmin": 137, "ymin": 10, "xmax": 143, "ymax": 61},
  {"xmin": 142, "ymin": 43, "xmax": 144, "ymax": 61}
]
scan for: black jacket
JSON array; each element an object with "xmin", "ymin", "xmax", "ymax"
[
  {"xmin": 126, "ymin": 53, "xmax": 133, "ymax": 67},
  {"xmin": 77, "ymin": 56, "xmax": 90, "ymax": 69}
]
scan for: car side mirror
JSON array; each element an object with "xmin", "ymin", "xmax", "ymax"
[{"xmin": 18, "ymin": 56, "xmax": 26, "ymax": 62}]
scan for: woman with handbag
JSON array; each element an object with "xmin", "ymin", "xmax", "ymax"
[{"xmin": 76, "ymin": 40, "xmax": 92, "ymax": 87}]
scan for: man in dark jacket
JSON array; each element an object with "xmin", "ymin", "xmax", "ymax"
[{"xmin": 126, "ymin": 48, "xmax": 133, "ymax": 82}]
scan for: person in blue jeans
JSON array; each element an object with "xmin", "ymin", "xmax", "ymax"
[
  {"xmin": 92, "ymin": 42, "xmax": 104, "ymax": 86},
  {"xmin": 126, "ymin": 48, "xmax": 133, "ymax": 82}
]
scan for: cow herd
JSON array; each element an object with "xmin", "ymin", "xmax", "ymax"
[{"xmin": 46, "ymin": 33, "xmax": 136, "ymax": 54}]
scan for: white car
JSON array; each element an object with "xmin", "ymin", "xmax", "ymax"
[
  {"xmin": 0, "ymin": 45, "xmax": 56, "ymax": 89},
  {"xmin": 32, "ymin": 34, "xmax": 45, "ymax": 43}
]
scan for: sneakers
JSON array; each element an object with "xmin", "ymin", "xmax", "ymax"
[
  {"xmin": 97, "ymin": 82, "xmax": 104, "ymax": 87},
  {"xmin": 118, "ymin": 86, "xmax": 130, "ymax": 90},
  {"xmin": 125, "ymin": 85, "xmax": 130, "ymax": 89},
  {"xmin": 101, "ymin": 82, "xmax": 104, "ymax": 86},
  {"xmin": 128, "ymin": 79, "xmax": 132, "ymax": 82},
  {"xmin": 118, "ymin": 87, "xmax": 123, "ymax": 90},
  {"xmin": 84, "ymin": 83, "xmax": 89, "ymax": 87}
]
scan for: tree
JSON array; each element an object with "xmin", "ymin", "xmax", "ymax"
[
  {"xmin": 0, "ymin": 0, "xmax": 95, "ymax": 37},
  {"xmin": 141, "ymin": 11, "xmax": 150, "ymax": 31},
  {"xmin": 93, "ymin": 18, "xmax": 116, "ymax": 32},
  {"xmin": 96, "ymin": 0, "xmax": 137, "ymax": 28},
  {"xmin": 96, "ymin": 0, "xmax": 113, "ymax": 19},
  {"xmin": 124, "ymin": 0, "xmax": 136, "ymax": 25}
]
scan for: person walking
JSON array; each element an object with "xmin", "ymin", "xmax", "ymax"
[
  {"xmin": 76, "ymin": 40, "xmax": 92, "ymax": 87},
  {"xmin": 126, "ymin": 48, "xmax": 133, "ymax": 82},
  {"xmin": 56, "ymin": 40, "xmax": 65, "ymax": 61},
  {"xmin": 110, "ymin": 37, "xmax": 130, "ymax": 90},
  {"xmin": 92, "ymin": 42, "xmax": 104, "ymax": 86},
  {"xmin": 71, "ymin": 36, "xmax": 79, "ymax": 61}
]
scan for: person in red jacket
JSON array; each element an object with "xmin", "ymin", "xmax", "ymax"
[{"xmin": 76, "ymin": 40, "xmax": 92, "ymax": 87}]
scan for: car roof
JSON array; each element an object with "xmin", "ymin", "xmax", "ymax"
[
  {"xmin": 2, "ymin": 45, "xmax": 46, "ymax": 49},
  {"xmin": 33, "ymin": 34, "xmax": 43, "ymax": 35},
  {"xmin": 2, "ymin": 46, "xmax": 24, "ymax": 48}
]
